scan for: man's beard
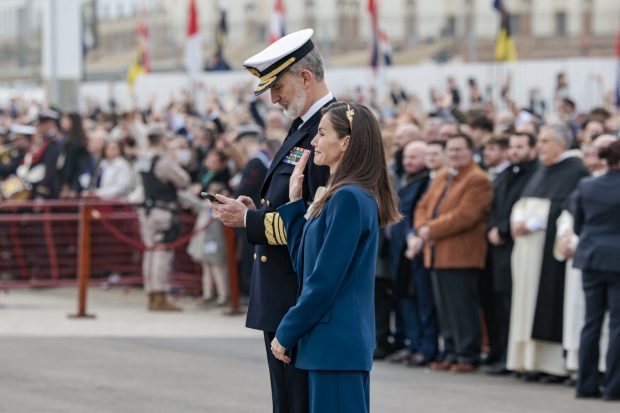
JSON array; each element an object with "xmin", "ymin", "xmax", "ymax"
[{"xmin": 282, "ymin": 85, "xmax": 307, "ymax": 119}]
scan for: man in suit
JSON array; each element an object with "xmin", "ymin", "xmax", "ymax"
[
  {"xmin": 485, "ymin": 132, "xmax": 538, "ymax": 375},
  {"xmin": 572, "ymin": 139, "xmax": 620, "ymax": 400},
  {"xmin": 210, "ymin": 29, "xmax": 332, "ymax": 413},
  {"xmin": 390, "ymin": 141, "xmax": 438, "ymax": 366},
  {"xmin": 414, "ymin": 133, "xmax": 492, "ymax": 373}
]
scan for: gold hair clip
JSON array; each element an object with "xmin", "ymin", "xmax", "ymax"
[{"xmin": 346, "ymin": 104, "xmax": 355, "ymax": 130}]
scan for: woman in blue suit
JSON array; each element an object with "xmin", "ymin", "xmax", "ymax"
[
  {"xmin": 573, "ymin": 139, "xmax": 620, "ymax": 401},
  {"xmin": 270, "ymin": 102, "xmax": 400, "ymax": 412}
]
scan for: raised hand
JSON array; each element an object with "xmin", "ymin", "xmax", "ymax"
[{"xmin": 289, "ymin": 150, "xmax": 310, "ymax": 202}]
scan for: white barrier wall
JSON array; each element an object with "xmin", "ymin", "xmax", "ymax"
[{"xmin": 1, "ymin": 57, "xmax": 616, "ymax": 114}]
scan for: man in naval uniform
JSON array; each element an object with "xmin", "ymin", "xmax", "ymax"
[
  {"xmin": 209, "ymin": 29, "xmax": 333, "ymax": 413},
  {"xmin": 31, "ymin": 108, "xmax": 63, "ymax": 200}
]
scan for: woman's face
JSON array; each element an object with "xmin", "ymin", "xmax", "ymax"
[
  {"xmin": 311, "ymin": 114, "xmax": 348, "ymax": 172},
  {"xmin": 61, "ymin": 116, "xmax": 72, "ymax": 132},
  {"xmin": 104, "ymin": 141, "xmax": 120, "ymax": 160}
]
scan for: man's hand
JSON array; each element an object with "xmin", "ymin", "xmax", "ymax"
[
  {"xmin": 270, "ymin": 337, "xmax": 291, "ymax": 364},
  {"xmin": 289, "ymin": 151, "xmax": 310, "ymax": 202},
  {"xmin": 209, "ymin": 195, "xmax": 248, "ymax": 227},
  {"xmin": 511, "ymin": 221, "xmax": 530, "ymax": 238},
  {"xmin": 559, "ymin": 233, "xmax": 575, "ymax": 260},
  {"xmin": 488, "ymin": 227, "xmax": 505, "ymax": 246},
  {"xmin": 236, "ymin": 195, "xmax": 256, "ymax": 210}
]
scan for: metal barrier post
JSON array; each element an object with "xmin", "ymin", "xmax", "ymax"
[
  {"xmin": 69, "ymin": 200, "xmax": 96, "ymax": 319},
  {"xmin": 223, "ymin": 226, "xmax": 244, "ymax": 316}
]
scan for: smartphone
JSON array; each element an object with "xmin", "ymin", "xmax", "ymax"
[{"xmin": 200, "ymin": 192, "xmax": 224, "ymax": 204}]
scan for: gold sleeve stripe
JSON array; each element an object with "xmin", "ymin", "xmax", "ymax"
[
  {"xmin": 275, "ymin": 214, "xmax": 287, "ymax": 245},
  {"xmin": 264, "ymin": 213, "xmax": 278, "ymax": 245},
  {"xmin": 273, "ymin": 214, "xmax": 283, "ymax": 245}
]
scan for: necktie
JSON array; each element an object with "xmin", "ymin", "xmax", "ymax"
[
  {"xmin": 431, "ymin": 173, "xmax": 454, "ymax": 219},
  {"xmin": 286, "ymin": 117, "xmax": 303, "ymax": 138}
]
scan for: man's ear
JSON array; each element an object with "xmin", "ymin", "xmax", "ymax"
[{"xmin": 300, "ymin": 70, "xmax": 313, "ymax": 88}]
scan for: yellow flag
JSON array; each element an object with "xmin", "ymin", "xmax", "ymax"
[{"xmin": 495, "ymin": 11, "xmax": 517, "ymax": 61}]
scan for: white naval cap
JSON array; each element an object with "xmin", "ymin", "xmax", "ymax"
[
  {"xmin": 243, "ymin": 28, "xmax": 315, "ymax": 96},
  {"xmin": 38, "ymin": 107, "xmax": 61, "ymax": 122},
  {"xmin": 10, "ymin": 124, "xmax": 36, "ymax": 136}
]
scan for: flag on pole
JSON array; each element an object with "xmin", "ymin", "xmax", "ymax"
[
  {"xmin": 368, "ymin": 0, "xmax": 379, "ymax": 71},
  {"xmin": 216, "ymin": 0, "xmax": 228, "ymax": 57},
  {"xmin": 269, "ymin": 0, "xmax": 286, "ymax": 44},
  {"xmin": 615, "ymin": 29, "xmax": 620, "ymax": 107},
  {"xmin": 493, "ymin": 0, "xmax": 517, "ymax": 61},
  {"xmin": 184, "ymin": 0, "xmax": 202, "ymax": 76},
  {"xmin": 127, "ymin": 4, "xmax": 150, "ymax": 89},
  {"xmin": 379, "ymin": 29, "xmax": 392, "ymax": 66},
  {"xmin": 368, "ymin": 0, "xmax": 391, "ymax": 70}
]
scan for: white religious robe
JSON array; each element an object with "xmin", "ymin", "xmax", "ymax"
[
  {"xmin": 554, "ymin": 210, "xmax": 609, "ymax": 372},
  {"xmin": 507, "ymin": 197, "xmax": 567, "ymax": 376}
]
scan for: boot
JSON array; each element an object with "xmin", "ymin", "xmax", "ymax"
[
  {"xmin": 149, "ymin": 292, "xmax": 182, "ymax": 312},
  {"xmin": 147, "ymin": 292, "xmax": 156, "ymax": 310}
]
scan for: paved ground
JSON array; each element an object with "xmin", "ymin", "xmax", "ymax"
[{"xmin": 0, "ymin": 287, "xmax": 617, "ymax": 413}]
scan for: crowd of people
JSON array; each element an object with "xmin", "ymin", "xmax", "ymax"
[{"xmin": 1, "ymin": 61, "xmax": 619, "ymax": 402}]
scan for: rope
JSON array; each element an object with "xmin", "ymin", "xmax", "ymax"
[{"xmin": 95, "ymin": 208, "xmax": 214, "ymax": 252}]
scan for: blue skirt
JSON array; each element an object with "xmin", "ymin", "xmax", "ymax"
[{"xmin": 308, "ymin": 370, "xmax": 370, "ymax": 413}]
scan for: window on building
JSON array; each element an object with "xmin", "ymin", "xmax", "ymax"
[
  {"xmin": 509, "ymin": 13, "xmax": 520, "ymax": 37},
  {"xmin": 304, "ymin": 0, "xmax": 316, "ymax": 29},
  {"xmin": 405, "ymin": 0, "xmax": 417, "ymax": 43},
  {"xmin": 555, "ymin": 11, "xmax": 566, "ymax": 36},
  {"xmin": 443, "ymin": 16, "xmax": 456, "ymax": 38},
  {"xmin": 336, "ymin": 0, "xmax": 360, "ymax": 50}
]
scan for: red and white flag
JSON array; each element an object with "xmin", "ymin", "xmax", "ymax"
[
  {"xmin": 268, "ymin": 0, "xmax": 286, "ymax": 44},
  {"xmin": 184, "ymin": 0, "xmax": 202, "ymax": 76},
  {"xmin": 135, "ymin": 4, "xmax": 150, "ymax": 72}
]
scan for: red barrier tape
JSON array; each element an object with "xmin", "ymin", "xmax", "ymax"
[{"xmin": 94, "ymin": 207, "xmax": 214, "ymax": 251}]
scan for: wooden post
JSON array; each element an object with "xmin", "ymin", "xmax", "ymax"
[{"xmin": 69, "ymin": 200, "xmax": 95, "ymax": 318}]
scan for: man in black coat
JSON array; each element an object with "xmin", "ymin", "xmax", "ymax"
[
  {"xmin": 486, "ymin": 132, "xmax": 538, "ymax": 375},
  {"xmin": 389, "ymin": 141, "xmax": 438, "ymax": 366},
  {"xmin": 572, "ymin": 140, "xmax": 620, "ymax": 399},
  {"xmin": 31, "ymin": 108, "xmax": 62, "ymax": 200},
  {"xmin": 234, "ymin": 127, "xmax": 272, "ymax": 298},
  {"xmin": 209, "ymin": 29, "xmax": 332, "ymax": 413}
]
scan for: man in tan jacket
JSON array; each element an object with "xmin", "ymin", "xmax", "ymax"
[{"xmin": 410, "ymin": 133, "xmax": 491, "ymax": 373}]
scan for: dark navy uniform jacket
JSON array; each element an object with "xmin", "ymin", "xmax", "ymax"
[
  {"xmin": 245, "ymin": 100, "xmax": 333, "ymax": 332},
  {"xmin": 275, "ymin": 185, "xmax": 378, "ymax": 371},
  {"xmin": 573, "ymin": 169, "xmax": 620, "ymax": 273}
]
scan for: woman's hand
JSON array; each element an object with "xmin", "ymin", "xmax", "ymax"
[
  {"xmin": 289, "ymin": 150, "xmax": 310, "ymax": 202},
  {"xmin": 270, "ymin": 337, "xmax": 291, "ymax": 364}
]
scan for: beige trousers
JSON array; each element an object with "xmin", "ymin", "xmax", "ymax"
[
  {"xmin": 202, "ymin": 262, "xmax": 230, "ymax": 303},
  {"xmin": 139, "ymin": 208, "xmax": 174, "ymax": 293}
]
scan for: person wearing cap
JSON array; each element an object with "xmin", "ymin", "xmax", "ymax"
[
  {"xmin": 137, "ymin": 126, "xmax": 191, "ymax": 311},
  {"xmin": 209, "ymin": 29, "xmax": 333, "ymax": 413},
  {"xmin": 27, "ymin": 108, "xmax": 62, "ymax": 199},
  {"xmin": 0, "ymin": 125, "xmax": 34, "ymax": 179}
]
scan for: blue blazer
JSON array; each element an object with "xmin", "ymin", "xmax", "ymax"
[
  {"xmin": 573, "ymin": 169, "xmax": 620, "ymax": 273},
  {"xmin": 244, "ymin": 101, "xmax": 332, "ymax": 332},
  {"xmin": 388, "ymin": 171, "xmax": 429, "ymax": 279},
  {"xmin": 276, "ymin": 185, "xmax": 378, "ymax": 371}
]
